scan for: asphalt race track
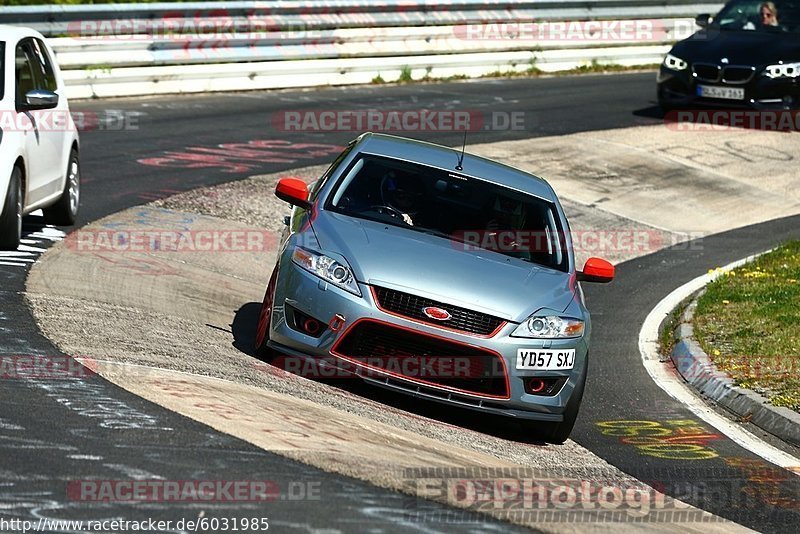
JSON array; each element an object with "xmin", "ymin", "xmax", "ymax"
[{"xmin": 2, "ymin": 72, "xmax": 799, "ymax": 532}]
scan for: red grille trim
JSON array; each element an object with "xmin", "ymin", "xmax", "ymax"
[{"xmin": 330, "ymin": 318, "xmax": 510, "ymax": 400}]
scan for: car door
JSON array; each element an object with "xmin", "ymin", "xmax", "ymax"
[{"xmin": 15, "ymin": 38, "xmax": 64, "ymax": 207}]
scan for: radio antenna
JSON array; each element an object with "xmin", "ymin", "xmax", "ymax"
[{"xmin": 455, "ymin": 129, "xmax": 467, "ymax": 171}]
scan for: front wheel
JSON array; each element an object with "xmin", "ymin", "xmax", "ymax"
[
  {"xmin": 43, "ymin": 149, "xmax": 80, "ymax": 226},
  {"xmin": 0, "ymin": 167, "xmax": 23, "ymax": 251}
]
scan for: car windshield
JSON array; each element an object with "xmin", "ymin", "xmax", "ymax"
[
  {"xmin": 326, "ymin": 153, "xmax": 568, "ymax": 272},
  {"xmin": 713, "ymin": 0, "xmax": 800, "ymax": 33}
]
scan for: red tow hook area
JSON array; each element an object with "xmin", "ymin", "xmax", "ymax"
[{"xmin": 329, "ymin": 314, "xmax": 346, "ymax": 333}]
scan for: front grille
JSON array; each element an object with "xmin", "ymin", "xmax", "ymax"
[
  {"xmin": 372, "ymin": 286, "xmax": 505, "ymax": 336},
  {"xmin": 332, "ymin": 320, "xmax": 509, "ymax": 398},
  {"xmin": 722, "ymin": 66, "xmax": 755, "ymax": 84},
  {"xmin": 693, "ymin": 63, "xmax": 721, "ymax": 82}
]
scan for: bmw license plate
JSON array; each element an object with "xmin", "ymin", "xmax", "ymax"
[
  {"xmin": 516, "ymin": 349, "xmax": 575, "ymax": 370},
  {"xmin": 697, "ymin": 85, "xmax": 745, "ymax": 100}
]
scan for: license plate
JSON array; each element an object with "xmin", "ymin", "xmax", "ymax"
[
  {"xmin": 516, "ymin": 349, "xmax": 575, "ymax": 370},
  {"xmin": 697, "ymin": 85, "xmax": 745, "ymax": 100}
]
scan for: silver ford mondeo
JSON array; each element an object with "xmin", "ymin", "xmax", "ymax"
[{"xmin": 255, "ymin": 132, "xmax": 614, "ymax": 443}]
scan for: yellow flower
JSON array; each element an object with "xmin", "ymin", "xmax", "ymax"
[{"xmin": 713, "ymin": 349, "xmax": 721, "ymax": 356}]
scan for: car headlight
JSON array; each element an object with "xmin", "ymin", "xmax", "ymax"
[
  {"xmin": 764, "ymin": 62, "xmax": 800, "ymax": 79},
  {"xmin": 663, "ymin": 53, "xmax": 688, "ymax": 71},
  {"xmin": 291, "ymin": 246, "xmax": 361, "ymax": 296},
  {"xmin": 511, "ymin": 315, "xmax": 585, "ymax": 339}
]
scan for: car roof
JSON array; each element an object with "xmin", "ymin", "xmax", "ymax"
[
  {"xmin": 356, "ymin": 132, "xmax": 558, "ymax": 202},
  {"xmin": 0, "ymin": 25, "xmax": 44, "ymax": 43}
]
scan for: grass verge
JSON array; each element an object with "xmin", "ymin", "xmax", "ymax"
[{"xmin": 693, "ymin": 241, "xmax": 800, "ymax": 412}]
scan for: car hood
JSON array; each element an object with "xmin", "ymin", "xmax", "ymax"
[
  {"xmin": 311, "ymin": 212, "xmax": 575, "ymax": 322},
  {"xmin": 672, "ymin": 30, "xmax": 800, "ymax": 66}
]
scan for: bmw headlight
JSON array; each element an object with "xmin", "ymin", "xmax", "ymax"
[
  {"xmin": 663, "ymin": 53, "xmax": 688, "ymax": 71},
  {"xmin": 511, "ymin": 314, "xmax": 584, "ymax": 339},
  {"xmin": 764, "ymin": 62, "xmax": 800, "ymax": 79},
  {"xmin": 291, "ymin": 246, "xmax": 361, "ymax": 296}
]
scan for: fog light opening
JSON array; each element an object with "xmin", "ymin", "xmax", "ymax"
[
  {"xmin": 303, "ymin": 318, "xmax": 321, "ymax": 335},
  {"xmin": 527, "ymin": 378, "xmax": 546, "ymax": 394}
]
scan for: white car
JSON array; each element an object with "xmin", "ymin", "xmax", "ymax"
[{"xmin": 0, "ymin": 25, "xmax": 80, "ymax": 250}]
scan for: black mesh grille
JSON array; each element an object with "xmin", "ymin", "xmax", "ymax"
[
  {"xmin": 722, "ymin": 66, "xmax": 755, "ymax": 84},
  {"xmin": 693, "ymin": 63, "xmax": 721, "ymax": 82},
  {"xmin": 333, "ymin": 321, "xmax": 509, "ymax": 398},
  {"xmin": 373, "ymin": 286, "xmax": 504, "ymax": 336}
]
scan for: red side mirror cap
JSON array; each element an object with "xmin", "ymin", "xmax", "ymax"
[
  {"xmin": 578, "ymin": 257, "xmax": 614, "ymax": 283},
  {"xmin": 275, "ymin": 177, "xmax": 311, "ymax": 209}
]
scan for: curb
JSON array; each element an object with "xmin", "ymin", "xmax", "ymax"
[{"xmin": 670, "ymin": 294, "xmax": 800, "ymax": 447}]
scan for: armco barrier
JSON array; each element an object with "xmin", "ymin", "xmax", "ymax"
[{"xmin": 1, "ymin": 1, "xmax": 724, "ymax": 99}]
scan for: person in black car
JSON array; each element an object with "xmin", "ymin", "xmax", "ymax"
[
  {"xmin": 745, "ymin": 1, "xmax": 781, "ymax": 29},
  {"xmin": 760, "ymin": 2, "xmax": 780, "ymax": 26}
]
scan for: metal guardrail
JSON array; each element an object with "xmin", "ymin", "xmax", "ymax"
[{"xmin": 1, "ymin": 1, "xmax": 724, "ymax": 99}]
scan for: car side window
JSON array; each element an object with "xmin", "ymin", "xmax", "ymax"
[
  {"xmin": 15, "ymin": 42, "xmax": 37, "ymax": 105},
  {"xmin": 15, "ymin": 38, "xmax": 57, "ymax": 107},
  {"xmin": 31, "ymin": 38, "xmax": 57, "ymax": 92}
]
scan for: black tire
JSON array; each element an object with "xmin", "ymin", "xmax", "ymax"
[
  {"xmin": 525, "ymin": 368, "xmax": 587, "ymax": 444},
  {"xmin": 0, "ymin": 167, "xmax": 23, "ymax": 251},
  {"xmin": 254, "ymin": 267, "xmax": 279, "ymax": 359},
  {"xmin": 43, "ymin": 149, "xmax": 80, "ymax": 226}
]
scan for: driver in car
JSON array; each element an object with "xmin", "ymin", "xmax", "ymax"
[
  {"xmin": 760, "ymin": 2, "xmax": 780, "ymax": 26},
  {"xmin": 744, "ymin": 1, "xmax": 781, "ymax": 29},
  {"xmin": 380, "ymin": 171, "xmax": 427, "ymax": 226},
  {"xmin": 485, "ymin": 195, "xmax": 534, "ymax": 259}
]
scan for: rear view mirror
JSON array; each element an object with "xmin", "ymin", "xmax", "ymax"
[
  {"xmin": 23, "ymin": 89, "xmax": 59, "ymax": 111},
  {"xmin": 695, "ymin": 14, "xmax": 711, "ymax": 28},
  {"xmin": 275, "ymin": 177, "xmax": 311, "ymax": 210},
  {"xmin": 577, "ymin": 257, "xmax": 614, "ymax": 283}
]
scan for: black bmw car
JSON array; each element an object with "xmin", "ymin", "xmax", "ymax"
[{"xmin": 658, "ymin": 0, "xmax": 800, "ymax": 110}]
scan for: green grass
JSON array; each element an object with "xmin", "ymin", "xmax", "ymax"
[
  {"xmin": 556, "ymin": 61, "xmax": 659, "ymax": 75},
  {"xmin": 368, "ymin": 62, "xmax": 656, "ymax": 88},
  {"xmin": 397, "ymin": 66, "xmax": 414, "ymax": 83},
  {"xmin": 464, "ymin": 62, "xmax": 656, "ymax": 80},
  {"xmin": 694, "ymin": 241, "xmax": 800, "ymax": 411}
]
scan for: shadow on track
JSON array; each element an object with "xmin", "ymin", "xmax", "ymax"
[{"xmin": 230, "ymin": 302, "xmax": 547, "ymax": 446}]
